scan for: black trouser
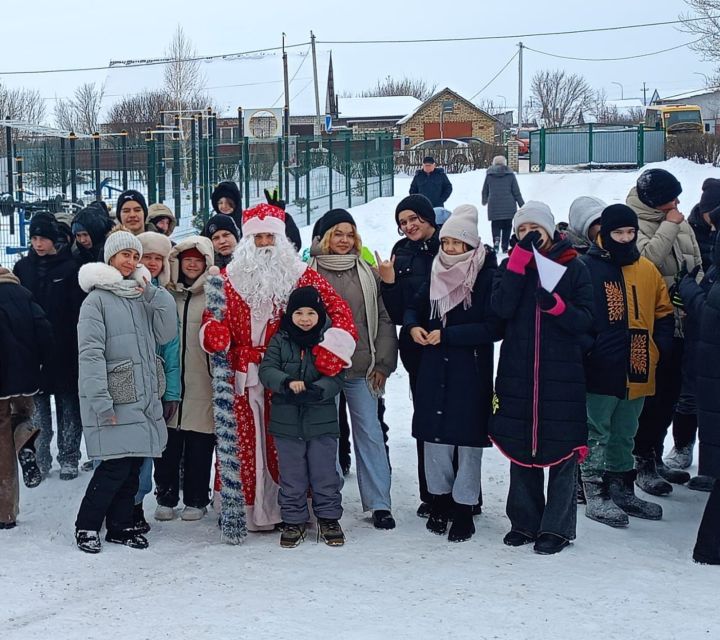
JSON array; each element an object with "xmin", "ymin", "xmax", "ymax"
[
  {"xmin": 634, "ymin": 337, "xmax": 684, "ymax": 460},
  {"xmin": 338, "ymin": 393, "xmax": 390, "ymax": 468},
  {"xmin": 491, "ymin": 220, "xmax": 513, "ymax": 252},
  {"xmin": 154, "ymin": 428, "xmax": 215, "ymax": 509},
  {"xmin": 506, "ymin": 456, "xmax": 578, "ymax": 540},
  {"xmin": 694, "ymin": 479, "xmax": 720, "ymax": 563},
  {"xmin": 75, "ymin": 457, "xmax": 143, "ymax": 533}
]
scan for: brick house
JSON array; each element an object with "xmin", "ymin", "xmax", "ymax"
[{"xmin": 398, "ymin": 88, "xmax": 501, "ymax": 147}]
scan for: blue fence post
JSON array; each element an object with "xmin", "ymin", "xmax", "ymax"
[
  {"xmin": 588, "ymin": 123, "xmax": 593, "ymax": 171},
  {"xmin": 637, "ymin": 124, "xmax": 645, "ymax": 168}
]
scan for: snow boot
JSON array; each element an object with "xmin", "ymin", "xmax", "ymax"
[
  {"xmin": 75, "ymin": 529, "xmax": 102, "ymax": 554},
  {"xmin": 656, "ymin": 460, "xmax": 690, "ymax": 485},
  {"xmin": 59, "ymin": 463, "xmax": 78, "ymax": 481},
  {"xmin": 447, "ymin": 504, "xmax": 475, "ymax": 543},
  {"xmin": 280, "ymin": 523, "xmax": 306, "ymax": 548},
  {"xmin": 317, "ymin": 518, "xmax": 345, "ymax": 546},
  {"xmin": 493, "ymin": 237, "xmax": 501, "ymax": 253},
  {"xmin": 154, "ymin": 505, "xmax": 176, "ymax": 521},
  {"xmin": 372, "ymin": 510, "xmax": 396, "ymax": 530},
  {"xmin": 533, "ymin": 532, "xmax": 570, "ymax": 555},
  {"xmin": 426, "ymin": 493, "xmax": 453, "ymax": 536},
  {"xmin": 634, "ymin": 455, "xmax": 672, "ymax": 496},
  {"xmin": 607, "ymin": 470, "xmax": 663, "ymax": 520},
  {"xmin": 664, "ymin": 443, "xmax": 694, "ymax": 470},
  {"xmin": 503, "ymin": 530, "xmax": 535, "ymax": 547},
  {"xmin": 0, "ymin": 521, "xmax": 17, "ymax": 530},
  {"xmin": 688, "ymin": 475, "xmax": 716, "ymax": 492},
  {"xmin": 105, "ymin": 528, "xmax": 149, "ymax": 549},
  {"xmin": 17, "ymin": 448, "xmax": 41, "ymax": 488},
  {"xmin": 416, "ymin": 501, "xmax": 432, "ymax": 518},
  {"xmin": 132, "ymin": 503, "xmax": 151, "ymax": 534},
  {"xmin": 582, "ymin": 476, "xmax": 629, "ymax": 528},
  {"xmin": 180, "ymin": 506, "xmax": 207, "ymax": 521}
]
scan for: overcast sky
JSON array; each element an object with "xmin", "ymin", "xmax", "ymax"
[{"xmin": 1, "ymin": 0, "xmax": 714, "ymax": 119}]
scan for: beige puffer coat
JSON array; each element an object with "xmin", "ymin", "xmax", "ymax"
[
  {"xmin": 626, "ymin": 186, "xmax": 703, "ymax": 335},
  {"xmin": 167, "ymin": 236, "xmax": 215, "ymax": 433}
]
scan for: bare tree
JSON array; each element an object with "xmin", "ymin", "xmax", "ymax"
[
  {"xmin": 360, "ymin": 75, "xmax": 437, "ymax": 101},
  {"xmin": 681, "ymin": 1, "xmax": 720, "ymax": 59},
  {"xmin": 54, "ymin": 82, "xmax": 105, "ymax": 133},
  {"xmin": 105, "ymin": 90, "xmax": 173, "ymax": 137},
  {"xmin": 0, "ymin": 84, "xmax": 46, "ymax": 123},
  {"xmin": 531, "ymin": 69, "xmax": 593, "ymax": 128},
  {"xmin": 163, "ymin": 25, "xmax": 207, "ymax": 112}
]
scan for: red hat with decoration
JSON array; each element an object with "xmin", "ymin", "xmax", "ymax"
[{"xmin": 241, "ymin": 203, "xmax": 286, "ymax": 237}]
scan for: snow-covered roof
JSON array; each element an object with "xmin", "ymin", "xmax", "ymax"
[
  {"xmin": 659, "ymin": 87, "xmax": 720, "ymax": 101},
  {"xmin": 606, "ymin": 99, "xmax": 645, "ymax": 110},
  {"xmin": 337, "ymin": 96, "xmax": 422, "ymax": 120}
]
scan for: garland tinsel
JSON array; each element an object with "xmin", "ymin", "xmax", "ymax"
[{"xmin": 205, "ymin": 271, "xmax": 247, "ymax": 544}]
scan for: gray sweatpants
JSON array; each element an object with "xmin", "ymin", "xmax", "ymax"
[
  {"xmin": 274, "ymin": 435, "xmax": 343, "ymax": 525},
  {"xmin": 424, "ymin": 442, "xmax": 483, "ymax": 506}
]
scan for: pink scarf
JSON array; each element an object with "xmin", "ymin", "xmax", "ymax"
[{"xmin": 430, "ymin": 246, "xmax": 486, "ymax": 324}]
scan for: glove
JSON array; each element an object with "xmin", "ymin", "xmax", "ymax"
[
  {"xmin": 203, "ymin": 320, "xmax": 231, "ymax": 353},
  {"xmin": 668, "ymin": 283, "xmax": 684, "ymax": 309},
  {"xmin": 506, "ymin": 232, "xmax": 541, "ymax": 275},
  {"xmin": 162, "ymin": 400, "xmax": 179, "ymax": 422},
  {"xmin": 312, "ymin": 345, "xmax": 346, "ymax": 376},
  {"xmin": 536, "ymin": 288, "xmax": 565, "ymax": 315},
  {"xmin": 264, "ymin": 188, "xmax": 286, "ymax": 211},
  {"xmin": 518, "ymin": 230, "xmax": 544, "ymax": 251}
]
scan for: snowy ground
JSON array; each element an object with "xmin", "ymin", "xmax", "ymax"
[{"xmin": 3, "ymin": 159, "xmax": 720, "ymax": 639}]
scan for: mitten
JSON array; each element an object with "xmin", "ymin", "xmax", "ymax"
[
  {"xmin": 162, "ymin": 400, "xmax": 179, "ymax": 422},
  {"xmin": 264, "ymin": 187, "xmax": 286, "ymax": 211},
  {"xmin": 312, "ymin": 345, "xmax": 346, "ymax": 376},
  {"xmin": 536, "ymin": 288, "xmax": 566, "ymax": 316},
  {"xmin": 203, "ymin": 320, "xmax": 231, "ymax": 352}
]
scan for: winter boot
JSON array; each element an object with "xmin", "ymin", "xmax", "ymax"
[
  {"xmin": 447, "ymin": 504, "xmax": 475, "ymax": 543},
  {"xmin": 81, "ymin": 460, "xmax": 94, "ymax": 472},
  {"xmin": 280, "ymin": 523, "xmax": 306, "ymax": 548},
  {"xmin": 416, "ymin": 502, "xmax": 432, "ymax": 518},
  {"xmin": 534, "ymin": 532, "xmax": 570, "ymax": 555},
  {"xmin": 426, "ymin": 493, "xmax": 453, "ymax": 535},
  {"xmin": 493, "ymin": 237, "xmax": 501, "ymax": 253},
  {"xmin": 105, "ymin": 528, "xmax": 149, "ymax": 549},
  {"xmin": 607, "ymin": 470, "xmax": 663, "ymax": 520},
  {"xmin": 503, "ymin": 530, "xmax": 535, "ymax": 547},
  {"xmin": 634, "ymin": 455, "xmax": 672, "ymax": 496},
  {"xmin": 688, "ymin": 475, "xmax": 716, "ymax": 492},
  {"xmin": 154, "ymin": 505, "xmax": 176, "ymax": 521},
  {"xmin": 576, "ymin": 467, "xmax": 586, "ymax": 504},
  {"xmin": 317, "ymin": 518, "xmax": 345, "ymax": 546},
  {"xmin": 75, "ymin": 529, "xmax": 102, "ymax": 554},
  {"xmin": 132, "ymin": 503, "xmax": 151, "ymax": 534},
  {"xmin": 372, "ymin": 510, "xmax": 396, "ymax": 530},
  {"xmin": 656, "ymin": 460, "xmax": 690, "ymax": 485},
  {"xmin": 582, "ymin": 476, "xmax": 629, "ymax": 528},
  {"xmin": 664, "ymin": 443, "xmax": 694, "ymax": 470},
  {"xmin": 59, "ymin": 463, "xmax": 79, "ymax": 481},
  {"xmin": 17, "ymin": 448, "xmax": 41, "ymax": 488},
  {"xmin": 180, "ymin": 506, "xmax": 207, "ymax": 521}
]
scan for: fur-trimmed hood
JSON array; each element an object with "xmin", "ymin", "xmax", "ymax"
[
  {"xmin": 78, "ymin": 262, "xmax": 152, "ymax": 293},
  {"xmin": 168, "ymin": 235, "xmax": 215, "ymax": 295}
]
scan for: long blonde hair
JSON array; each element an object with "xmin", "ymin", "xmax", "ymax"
[{"xmin": 320, "ymin": 223, "xmax": 362, "ymax": 254}]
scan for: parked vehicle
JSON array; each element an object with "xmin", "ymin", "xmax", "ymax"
[
  {"xmin": 644, "ymin": 104, "xmax": 703, "ymax": 136},
  {"xmin": 410, "ymin": 138, "xmax": 469, "ymax": 150}
]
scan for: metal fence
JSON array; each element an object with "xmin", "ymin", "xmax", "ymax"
[
  {"xmin": 0, "ymin": 119, "xmax": 394, "ymax": 266},
  {"xmin": 529, "ymin": 125, "xmax": 666, "ymax": 171}
]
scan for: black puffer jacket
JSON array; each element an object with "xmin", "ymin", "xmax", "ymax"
[
  {"xmin": 71, "ymin": 202, "xmax": 115, "ymax": 264},
  {"xmin": 404, "ymin": 251, "xmax": 503, "ymax": 447},
  {"xmin": 409, "ymin": 168, "xmax": 453, "ymax": 208},
  {"xmin": 13, "ymin": 246, "xmax": 85, "ymax": 393},
  {"xmin": 688, "ymin": 203, "xmax": 715, "ymax": 272},
  {"xmin": 381, "ymin": 231, "xmax": 440, "ymax": 380},
  {"xmin": 0, "ymin": 269, "xmax": 53, "ymax": 399},
  {"xmin": 490, "ymin": 238, "xmax": 594, "ymax": 466}
]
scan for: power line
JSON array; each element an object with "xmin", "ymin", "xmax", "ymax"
[
  {"xmin": 316, "ymin": 15, "xmax": 718, "ymax": 45},
  {"xmin": 525, "ymin": 38, "xmax": 702, "ymax": 62},
  {"xmin": 469, "ymin": 51, "xmax": 519, "ymax": 101}
]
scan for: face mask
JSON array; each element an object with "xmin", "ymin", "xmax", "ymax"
[{"xmin": 601, "ymin": 230, "xmax": 640, "ymax": 267}]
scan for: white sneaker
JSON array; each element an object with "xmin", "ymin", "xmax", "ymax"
[
  {"xmin": 181, "ymin": 506, "xmax": 207, "ymax": 521},
  {"xmin": 154, "ymin": 505, "xmax": 176, "ymax": 521}
]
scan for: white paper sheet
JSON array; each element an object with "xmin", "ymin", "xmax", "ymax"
[{"xmin": 532, "ymin": 246, "xmax": 567, "ymax": 292}]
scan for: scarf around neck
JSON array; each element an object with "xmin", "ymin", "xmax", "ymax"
[{"xmin": 430, "ymin": 246, "xmax": 486, "ymax": 324}]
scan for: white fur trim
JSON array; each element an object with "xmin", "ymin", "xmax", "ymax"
[
  {"xmin": 78, "ymin": 262, "xmax": 122, "ymax": 293},
  {"xmin": 242, "ymin": 216, "xmax": 285, "ymax": 237},
  {"xmin": 131, "ymin": 264, "xmax": 152, "ymax": 286},
  {"xmin": 319, "ymin": 327, "xmax": 356, "ymax": 368}
]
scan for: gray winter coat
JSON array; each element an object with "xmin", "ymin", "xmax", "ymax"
[
  {"xmin": 481, "ymin": 165, "xmax": 524, "ymax": 221},
  {"xmin": 77, "ymin": 262, "xmax": 178, "ymax": 460}
]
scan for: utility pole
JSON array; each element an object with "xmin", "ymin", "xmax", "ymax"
[
  {"xmin": 517, "ymin": 42, "xmax": 524, "ymax": 128},
  {"xmin": 310, "ymin": 31, "xmax": 322, "ymax": 137},
  {"xmin": 642, "ymin": 82, "xmax": 648, "ymax": 106},
  {"xmin": 282, "ymin": 33, "xmax": 290, "ymax": 199}
]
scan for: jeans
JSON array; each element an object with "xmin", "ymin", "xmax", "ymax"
[
  {"xmin": 491, "ymin": 219, "xmax": 513, "ymax": 252},
  {"xmin": 275, "ymin": 435, "xmax": 342, "ymax": 524},
  {"xmin": 342, "ymin": 378, "xmax": 392, "ymax": 511},
  {"xmin": 33, "ymin": 392, "xmax": 82, "ymax": 473},
  {"xmin": 424, "ymin": 443, "xmax": 483, "ymax": 505},
  {"xmin": 582, "ymin": 394, "xmax": 645, "ymax": 477},
  {"xmin": 135, "ymin": 458, "xmax": 153, "ymax": 506},
  {"xmin": 506, "ymin": 456, "xmax": 578, "ymax": 541}
]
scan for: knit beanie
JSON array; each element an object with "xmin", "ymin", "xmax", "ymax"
[
  {"xmin": 316, "ymin": 208, "xmax": 356, "ymax": 240},
  {"xmin": 636, "ymin": 168, "xmax": 682, "ymax": 209},
  {"xmin": 104, "ymin": 229, "xmax": 143, "ymax": 264},
  {"xmin": 600, "ymin": 204, "xmax": 640, "ymax": 266},
  {"xmin": 699, "ymin": 178, "xmax": 720, "ymax": 215},
  {"xmin": 71, "ymin": 221, "xmax": 87, "ymax": 235},
  {"xmin": 513, "ymin": 201, "xmax": 555, "ymax": 239},
  {"xmin": 281, "ymin": 286, "xmax": 328, "ymax": 348},
  {"xmin": 178, "ymin": 246, "xmax": 205, "ymax": 262},
  {"xmin": 568, "ymin": 196, "xmax": 606, "ymax": 240},
  {"xmin": 29, "ymin": 213, "xmax": 59, "ymax": 242},
  {"xmin": 202, "ymin": 214, "xmax": 240, "ymax": 241},
  {"xmin": 116, "ymin": 190, "xmax": 148, "ymax": 220},
  {"xmin": 395, "ymin": 194, "xmax": 436, "ymax": 228},
  {"xmin": 439, "ymin": 204, "xmax": 480, "ymax": 249}
]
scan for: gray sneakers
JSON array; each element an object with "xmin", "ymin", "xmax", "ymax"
[{"xmin": 664, "ymin": 444, "xmax": 693, "ymax": 470}]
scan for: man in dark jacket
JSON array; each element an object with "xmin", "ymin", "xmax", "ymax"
[
  {"xmin": 13, "ymin": 213, "xmax": 85, "ymax": 480},
  {"xmin": 409, "ymin": 157, "xmax": 453, "ymax": 208},
  {"xmin": 0, "ymin": 267, "xmax": 53, "ymax": 527},
  {"xmin": 72, "ymin": 202, "xmax": 115, "ymax": 265}
]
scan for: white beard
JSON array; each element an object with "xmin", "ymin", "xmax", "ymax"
[{"xmin": 226, "ymin": 234, "xmax": 306, "ymax": 319}]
